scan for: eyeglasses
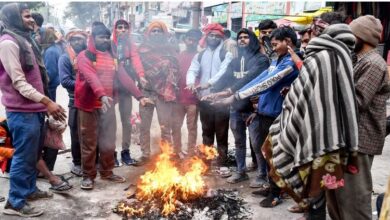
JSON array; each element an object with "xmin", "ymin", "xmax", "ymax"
[{"xmin": 116, "ymin": 25, "xmax": 129, "ymax": 30}]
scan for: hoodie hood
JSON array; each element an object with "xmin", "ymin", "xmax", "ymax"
[
  {"xmin": 237, "ymin": 28, "xmax": 260, "ymax": 57},
  {"xmin": 112, "ymin": 19, "xmax": 130, "ymax": 45}
]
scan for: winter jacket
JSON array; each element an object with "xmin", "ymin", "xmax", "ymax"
[
  {"xmin": 213, "ymin": 29, "xmax": 270, "ymax": 111},
  {"xmin": 43, "ymin": 43, "xmax": 63, "ymax": 92},
  {"xmin": 237, "ymin": 53, "xmax": 299, "ymax": 117}
]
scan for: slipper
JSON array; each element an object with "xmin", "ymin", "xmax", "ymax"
[
  {"xmin": 49, "ymin": 180, "xmax": 72, "ymax": 193},
  {"xmin": 0, "ymin": 196, "xmax": 5, "ymax": 202},
  {"xmin": 287, "ymin": 204, "xmax": 305, "ymax": 213}
]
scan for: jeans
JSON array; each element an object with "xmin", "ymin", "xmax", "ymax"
[
  {"xmin": 248, "ymin": 114, "xmax": 269, "ymax": 177},
  {"xmin": 229, "ymin": 111, "xmax": 250, "ymax": 173},
  {"xmin": 68, "ymin": 107, "xmax": 81, "ymax": 166},
  {"xmin": 118, "ymin": 91, "xmax": 132, "ymax": 151},
  {"xmin": 6, "ymin": 112, "xmax": 45, "ymax": 209}
]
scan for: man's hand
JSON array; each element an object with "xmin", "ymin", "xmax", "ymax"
[
  {"xmin": 139, "ymin": 97, "xmax": 154, "ymax": 106},
  {"xmin": 201, "ymin": 93, "xmax": 217, "ymax": 102},
  {"xmin": 288, "ymin": 46, "xmax": 301, "ymax": 65},
  {"xmin": 246, "ymin": 112, "xmax": 257, "ymax": 126},
  {"xmin": 46, "ymin": 101, "xmax": 66, "ymax": 122},
  {"xmin": 185, "ymin": 84, "xmax": 197, "ymax": 93},
  {"xmin": 211, "ymin": 95, "xmax": 235, "ymax": 107},
  {"xmin": 195, "ymin": 83, "xmax": 211, "ymax": 91},
  {"xmin": 140, "ymin": 77, "xmax": 148, "ymax": 87},
  {"xmin": 41, "ymin": 96, "xmax": 66, "ymax": 121},
  {"xmin": 100, "ymin": 96, "xmax": 113, "ymax": 113}
]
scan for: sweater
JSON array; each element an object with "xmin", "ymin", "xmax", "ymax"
[
  {"xmin": 177, "ymin": 50, "xmax": 198, "ymax": 105},
  {"xmin": 0, "ymin": 34, "xmax": 46, "ymax": 112}
]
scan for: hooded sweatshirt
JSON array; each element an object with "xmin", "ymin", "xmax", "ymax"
[
  {"xmin": 75, "ymin": 35, "xmax": 142, "ymax": 112},
  {"xmin": 213, "ymin": 29, "xmax": 270, "ymax": 111}
]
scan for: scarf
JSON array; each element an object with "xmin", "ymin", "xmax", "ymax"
[
  {"xmin": 268, "ymin": 24, "xmax": 358, "ymax": 196},
  {"xmin": 138, "ymin": 42, "xmax": 179, "ymax": 101},
  {"xmin": 0, "ymin": 3, "xmax": 49, "ymax": 95}
]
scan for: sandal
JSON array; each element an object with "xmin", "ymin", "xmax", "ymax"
[
  {"xmin": 101, "ymin": 174, "xmax": 126, "ymax": 183},
  {"xmin": 288, "ymin": 204, "xmax": 305, "ymax": 213},
  {"xmin": 49, "ymin": 180, "xmax": 72, "ymax": 192}
]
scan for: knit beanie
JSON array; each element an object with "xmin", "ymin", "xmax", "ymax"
[
  {"xmin": 349, "ymin": 15, "xmax": 382, "ymax": 47},
  {"xmin": 92, "ymin": 23, "xmax": 110, "ymax": 37}
]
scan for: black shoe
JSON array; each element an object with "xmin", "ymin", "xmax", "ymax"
[
  {"xmin": 121, "ymin": 150, "xmax": 138, "ymax": 166},
  {"xmin": 259, "ymin": 194, "xmax": 282, "ymax": 208},
  {"xmin": 252, "ymin": 187, "xmax": 270, "ymax": 197},
  {"xmin": 3, "ymin": 201, "xmax": 43, "ymax": 217},
  {"xmin": 114, "ymin": 151, "xmax": 122, "ymax": 167}
]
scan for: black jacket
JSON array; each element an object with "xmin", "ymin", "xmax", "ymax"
[{"xmin": 213, "ymin": 29, "xmax": 270, "ymax": 112}]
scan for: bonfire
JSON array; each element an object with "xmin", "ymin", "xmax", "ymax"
[{"xmin": 115, "ymin": 142, "xmax": 219, "ymax": 217}]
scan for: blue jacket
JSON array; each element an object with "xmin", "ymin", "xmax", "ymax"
[
  {"xmin": 44, "ymin": 44, "xmax": 63, "ymax": 91},
  {"xmin": 237, "ymin": 53, "xmax": 299, "ymax": 118},
  {"xmin": 58, "ymin": 53, "xmax": 75, "ymax": 107}
]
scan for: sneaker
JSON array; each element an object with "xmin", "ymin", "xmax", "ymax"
[
  {"xmin": 3, "ymin": 201, "xmax": 43, "ymax": 217},
  {"xmin": 259, "ymin": 194, "xmax": 282, "ymax": 208},
  {"xmin": 121, "ymin": 150, "xmax": 138, "ymax": 166},
  {"xmin": 226, "ymin": 172, "xmax": 249, "ymax": 184},
  {"xmin": 26, "ymin": 188, "xmax": 53, "ymax": 201},
  {"xmin": 101, "ymin": 174, "xmax": 126, "ymax": 183},
  {"xmin": 80, "ymin": 177, "xmax": 94, "ymax": 190},
  {"xmin": 249, "ymin": 175, "xmax": 268, "ymax": 188},
  {"xmin": 71, "ymin": 165, "xmax": 83, "ymax": 177},
  {"xmin": 114, "ymin": 151, "xmax": 122, "ymax": 167}
]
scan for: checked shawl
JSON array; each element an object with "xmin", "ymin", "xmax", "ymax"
[{"xmin": 268, "ymin": 24, "xmax": 358, "ymax": 196}]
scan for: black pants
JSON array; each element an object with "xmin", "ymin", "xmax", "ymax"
[
  {"xmin": 69, "ymin": 107, "xmax": 81, "ymax": 166},
  {"xmin": 199, "ymin": 101, "xmax": 229, "ymax": 164}
]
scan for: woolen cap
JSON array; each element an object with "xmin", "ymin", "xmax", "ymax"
[{"xmin": 349, "ymin": 15, "xmax": 382, "ymax": 47}]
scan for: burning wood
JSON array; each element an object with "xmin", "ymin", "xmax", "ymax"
[{"xmin": 113, "ymin": 142, "xmax": 250, "ymax": 219}]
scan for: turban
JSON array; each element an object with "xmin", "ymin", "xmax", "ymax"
[
  {"xmin": 145, "ymin": 21, "xmax": 168, "ymax": 36},
  {"xmin": 199, "ymin": 23, "xmax": 224, "ymax": 48}
]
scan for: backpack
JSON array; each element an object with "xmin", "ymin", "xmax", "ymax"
[{"xmin": 197, "ymin": 47, "xmax": 227, "ymax": 64}]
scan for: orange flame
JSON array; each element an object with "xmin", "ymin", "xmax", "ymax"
[
  {"xmin": 198, "ymin": 144, "xmax": 219, "ymax": 160},
  {"xmin": 134, "ymin": 141, "xmax": 212, "ymax": 216}
]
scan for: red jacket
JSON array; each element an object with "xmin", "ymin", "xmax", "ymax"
[
  {"xmin": 178, "ymin": 50, "xmax": 198, "ymax": 105},
  {"xmin": 75, "ymin": 36, "xmax": 142, "ymax": 112}
]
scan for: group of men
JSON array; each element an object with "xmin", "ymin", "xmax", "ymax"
[{"xmin": 0, "ymin": 3, "xmax": 389, "ymax": 220}]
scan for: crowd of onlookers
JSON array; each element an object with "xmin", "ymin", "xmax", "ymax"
[{"xmin": 0, "ymin": 2, "xmax": 390, "ymax": 219}]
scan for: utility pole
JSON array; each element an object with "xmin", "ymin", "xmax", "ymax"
[
  {"xmin": 241, "ymin": 2, "xmax": 246, "ymax": 28},
  {"xmin": 192, "ymin": 2, "xmax": 201, "ymax": 29},
  {"xmin": 227, "ymin": 1, "xmax": 232, "ymax": 30}
]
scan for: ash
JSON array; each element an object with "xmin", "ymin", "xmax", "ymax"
[{"xmin": 113, "ymin": 189, "xmax": 251, "ymax": 220}]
